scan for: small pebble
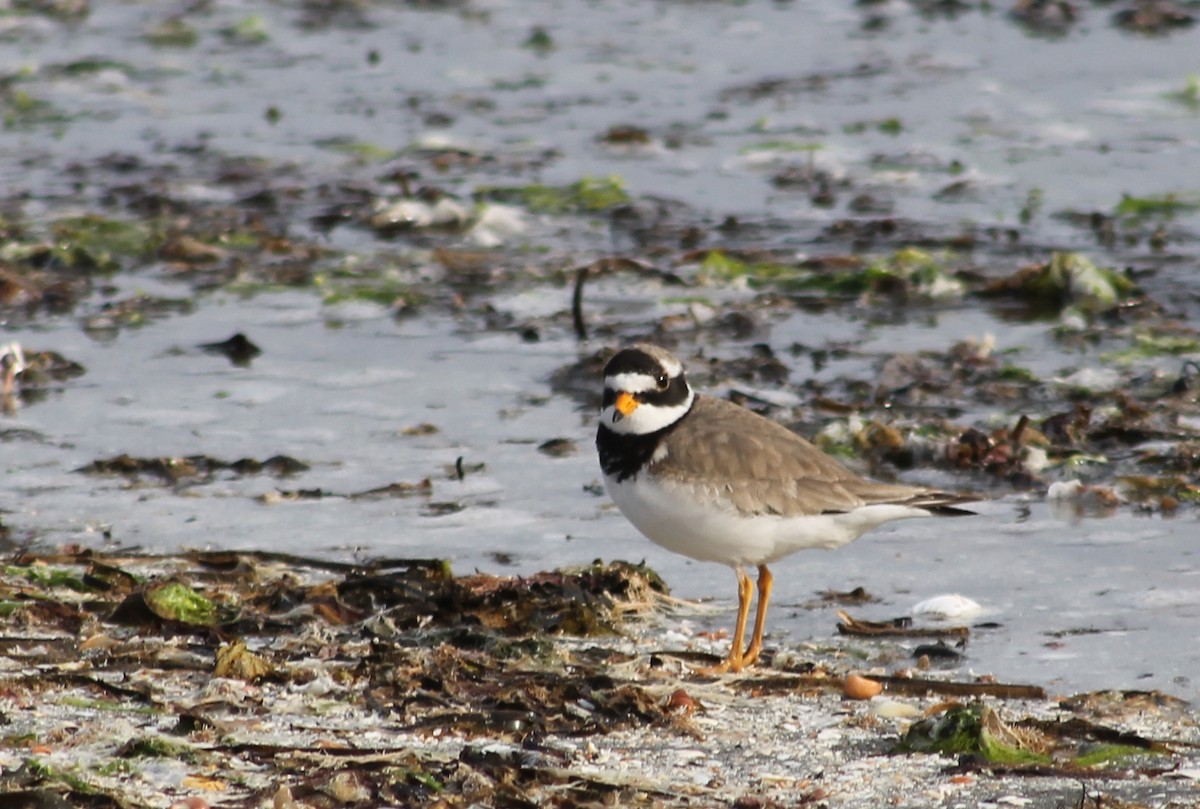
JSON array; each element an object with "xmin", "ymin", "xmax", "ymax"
[
  {"xmin": 538, "ymin": 437, "xmax": 578, "ymax": 457},
  {"xmin": 665, "ymin": 688, "xmax": 699, "ymax": 715},
  {"xmin": 79, "ymin": 633, "xmax": 118, "ymax": 651},
  {"xmin": 843, "ymin": 672, "xmax": 883, "ymax": 700},
  {"xmin": 273, "ymin": 785, "xmax": 297, "ymax": 809}
]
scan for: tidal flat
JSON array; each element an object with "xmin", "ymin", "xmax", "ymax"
[{"xmin": 3, "ymin": 1, "xmax": 1200, "ymax": 806}]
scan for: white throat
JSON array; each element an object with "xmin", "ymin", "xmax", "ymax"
[{"xmin": 600, "ymin": 386, "xmax": 694, "ymax": 436}]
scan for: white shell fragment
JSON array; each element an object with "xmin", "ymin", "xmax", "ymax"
[
  {"xmin": 1047, "ymin": 479, "xmax": 1085, "ymax": 500},
  {"xmin": 911, "ymin": 593, "xmax": 983, "ymax": 621},
  {"xmin": 1056, "ymin": 367, "xmax": 1121, "ymax": 393},
  {"xmin": 870, "ymin": 700, "xmax": 921, "ymax": 719}
]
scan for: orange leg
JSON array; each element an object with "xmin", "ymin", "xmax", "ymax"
[
  {"xmin": 740, "ymin": 565, "xmax": 774, "ymax": 667},
  {"xmin": 701, "ymin": 566, "xmax": 754, "ymax": 674}
]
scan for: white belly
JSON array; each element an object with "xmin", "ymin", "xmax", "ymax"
[{"xmin": 604, "ymin": 472, "xmax": 922, "ymax": 567}]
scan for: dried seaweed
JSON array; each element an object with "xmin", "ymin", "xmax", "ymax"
[
  {"xmin": 76, "ymin": 453, "xmax": 309, "ymax": 485},
  {"xmin": 0, "ymin": 550, "xmax": 1197, "ymax": 807},
  {"xmin": 0, "ymin": 551, "xmax": 688, "ymax": 806},
  {"xmin": 835, "ymin": 610, "xmax": 971, "ymax": 638}
]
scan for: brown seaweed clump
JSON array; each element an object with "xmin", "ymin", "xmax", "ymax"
[{"xmin": 0, "ymin": 551, "xmax": 1197, "ymax": 808}]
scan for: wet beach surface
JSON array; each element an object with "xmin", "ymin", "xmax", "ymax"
[{"xmin": 3, "ymin": 0, "xmax": 1200, "ymax": 806}]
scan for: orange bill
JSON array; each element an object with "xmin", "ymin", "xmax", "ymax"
[{"xmin": 614, "ymin": 391, "xmax": 638, "ymax": 417}]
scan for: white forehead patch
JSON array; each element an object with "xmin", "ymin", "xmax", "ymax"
[{"xmin": 605, "ymin": 371, "xmax": 660, "ymax": 394}]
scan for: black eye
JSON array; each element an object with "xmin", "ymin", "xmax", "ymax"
[{"xmin": 656, "ymin": 373, "xmax": 669, "ymax": 390}]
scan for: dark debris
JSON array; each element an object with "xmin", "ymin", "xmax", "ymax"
[
  {"xmin": 0, "ymin": 551, "xmax": 1197, "ymax": 807},
  {"xmin": 76, "ymin": 453, "xmax": 309, "ymax": 485},
  {"xmin": 0, "ymin": 551, "xmax": 689, "ymax": 808}
]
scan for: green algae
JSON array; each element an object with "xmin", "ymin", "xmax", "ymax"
[
  {"xmin": 143, "ymin": 580, "xmax": 224, "ymax": 626},
  {"xmin": 23, "ymin": 758, "xmax": 102, "ymax": 797},
  {"xmin": 4, "ymin": 563, "xmax": 94, "ymax": 593},
  {"xmin": 996, "ymin": 364, "xmax": 1038, "ymax": 383},
  {"xmin": 222, "ymin": 14, "xmax": 270, "ymax": 45},
  {"xmin": 522, "ymin": 26, "xmax": 555, "ymax": 53},
  {"xmin": 1059, "ymin": 453, "xmax": 1109, "ymax": 470},
  {"xmin": 56, "ymin": 59, "xmax": 135, "ymax": 78},
  {"xmin": 394, "ymin": 767, "xmax": 445, "ymax": 794},
  {"xmin": 117, "ymin": 735, "xmax": 199, "ymax": 761},
  {"xmin": 46, "ymin": 215, "xmax": 163, "ymax": 272},
  {"xmin": 738, "ymin": 140, "xmax": 823, "ymax": 154},
  {"xmin": 894, "ymin": 702, "xmax": 1051, "ymax": 765},
  {"xmin": 1115, "ymin": 193, "xmax": 1200, "ymax": 219},
  {"xmin": 1073, "ymin": 743, "xmax": 1163, "ymax": 767},
  {"xmin": 863, "ymin": 247, "xmax": 964, "ymax": 297},
  {"xmin": 59, "ymin": 697, "xmax": 160, "ymax": 716},
  {"xmin": 477, "ymin": 176, "xmax": 629, "ymax": 214},
  {"xmin": 144, "ymin": 19, "xmax": 200, "ymax": 47},
  {"xmin": 704, "ymin": 246, "xmax": 964, "ymax": 298},
  {"xmin": 1, "ymin": 88, "xmax": 67, "ymax": 130},
  {"xmin": 324, "ymin": 139, "xmax": 400, "ymax": 162},
  {"xmin": 843, "ymin": 118, "xmax": 903, "ymax": 136},
  {"xmin": 1165, "ymin": 74, "xmax": 1200, "ymax": 109},
  {"xmin": 320, "ymin": 279, "xmax": 422, "ymax": 309},
  {"xmin": 898, "ymin": 704, "xmax": 1170, "ymax": 769},
  {"xmin": 1034, "ymin": 252, "xmax": 1134, "ymax": 315},
  {"xmin": 1102, "ymin": 330, "xmax": 1200, "ymax": 364},
  {"xmin": 1019, "ymin": 188, "xmax": 1044, "ymax": 224},
  {"xmin": 697, "ymin": 250, "xmax": 801, "ymax": 287}
]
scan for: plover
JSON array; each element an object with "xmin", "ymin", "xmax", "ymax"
[{"xmin": 595, "ymin": 343, "xmax": 974, "ymax": 673}]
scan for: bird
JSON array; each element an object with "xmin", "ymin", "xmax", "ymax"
[
  {"xmin": 595, "ymin": 343, "xmax": 975, "ymax": 674},
  {"xmin": 1, "ymin": 342, "xmax": 26, "ymax": 397}
]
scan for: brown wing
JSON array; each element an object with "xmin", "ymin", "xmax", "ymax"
[{"xmin": 656, "ymin": 396, "xmax": 969, "ymax": 517}]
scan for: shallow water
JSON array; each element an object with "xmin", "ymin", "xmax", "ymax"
[
  {"xmin": 6, "ymin": 292, "xmax": 1199, "ymax": 700},
  {"xmin": 6, "ymin": 1, "xmax": 1199, "ymax": 248},
  {"xmin": 4, "ymin": 0, "xmax": 1200, "ymax": 702}
]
